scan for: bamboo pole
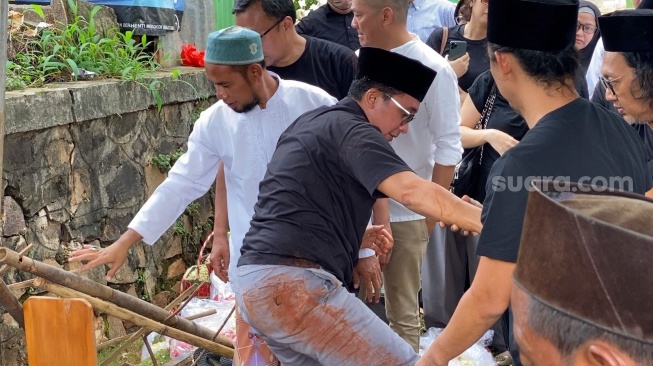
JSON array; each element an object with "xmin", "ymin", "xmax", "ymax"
[
  {"xmin": 0, "ymin": 244, "xmax": 34, "ymax": 276},
  {"xmin": 7, "ymin": 279, "xmax": 35, "ymax": 291},
  {"xmin": 96, "ymin": 309, "xmax": 216, "ymax": 352},
  {"xmin": 0, "ymin": 247, "xmax": 232, "ymax": 348},
  {"xmin": 33, "ymin": 278, "xmax": 234, "ymax": 359},
  {"xmin": 0, "ymin": 278, "xmax": 23, "ymax": 328},
  {"xmin": 190, "ymin": 305, "xmax": 235, "ymax": 366},
  {"xmin": 97, "ymin": 333, "xmax": 132, "ymax": 351},
  {"xmin": 184, "ymin": 309, "xmax": 217, "ymax": 321}
]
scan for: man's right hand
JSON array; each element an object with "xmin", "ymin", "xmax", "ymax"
[
  {"xmin": 68, "ymin": 231, "xmax": 137, "ymax": 281},
  {"xmin": 210, "ymin": 232, "xmax": 230, "ymax": 282}
]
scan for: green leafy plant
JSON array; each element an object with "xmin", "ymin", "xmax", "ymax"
[
  {"xmin": 173, "ymin": 219, "xmax": 190, "ymax": 238},
  {"xmin": 150, "ymin": 148, "xmax": 185, "ymax": 173},
  {"xmin": 8, "ymin": 0, "xmax": 172, "ymax": 110}
]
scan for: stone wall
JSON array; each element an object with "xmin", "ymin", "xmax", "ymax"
[{"xmin": 0, "ymin": 68, "xmax": 216, "ymax": 365}]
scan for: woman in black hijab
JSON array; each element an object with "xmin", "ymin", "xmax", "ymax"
[{"xmin": 576, "ymin": 1, "xmax": 601, "ymax": 74}]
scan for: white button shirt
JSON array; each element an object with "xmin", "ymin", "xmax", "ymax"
[
  {"xmin": 129, "ymin": 77, "xmax": 337, "ymax": 275},
  {"xmin": 389, "ymin": 35, "xmax": 462, "ymax": 222}
]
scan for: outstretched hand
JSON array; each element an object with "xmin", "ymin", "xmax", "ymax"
[
  {"xmin": 68, "ymin": 241, "xmax": 131, "ymax": 281},
  {"xmin": 438, "ymin": 195, "xmax": 483, "ymax": 236}
]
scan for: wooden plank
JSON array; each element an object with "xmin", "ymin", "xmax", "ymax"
[{"xmin": 24, "ymin": 297, "xmax": 97, "ymax": 366}]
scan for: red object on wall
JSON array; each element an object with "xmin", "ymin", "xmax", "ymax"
[{"xmin": 181, "ymin": 44, "xmax": 206, "ymax": 67}]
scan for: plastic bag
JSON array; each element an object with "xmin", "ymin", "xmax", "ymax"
[
  {"xmin": 418, "ymin": 327, "xmax": 495, "ymax": 366},
  {"xmin": 168, "ymin": 296, "xmax": 237, "ymax": 359},
  {"xmin": 210, "ymin": 272, "xmax": 235, "ymax": 301}
]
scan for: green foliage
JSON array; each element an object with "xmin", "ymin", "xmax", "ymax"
[
  {"xmin": 8, "ymin": 0, "xmax": 172, "ymax": 110},
  {"xmin": 293, "ymin": 0, "xmax": 321, "ymax": 11},
  {"xmin": 173, "ymin": 219, "xmax": 190, "ymax": 238},
  {"xmin": 150, "ymin": 148, "xmax": 185, "ymax": 173},
  {"xmin": 185, "ymin": 201, "xmax": 200, "ymax": 217}
]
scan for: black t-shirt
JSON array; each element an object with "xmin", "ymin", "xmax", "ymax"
[
  {"xmin": 477, "ymin": 98, "xmax": 652, "ymax": 263},
  {"xmin": 468, "ymin": 70, "xmax": 529, "ymax": 202},
  {"xmin": 268, "ymin": 36, "xmax": 357, "ymax": 100},
  {"xmin": 633, "ymin": 123, "xmax": 653, "ymax": 180},
  {"xmin": 238, "ymin": 98, "xmax": 413, "ymax": 288},
  {"xmin": 295, "ymin": 4, "xmax": 360, "ymax": 51},
  {"xmin": 426, "ymin": 24, "xmax": 489, "ymax": 92}
]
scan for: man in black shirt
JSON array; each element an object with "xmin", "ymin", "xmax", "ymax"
[
  {"xmin": 232, "ymin": 48, "xmax": 482, "ymax": 365},
  {"xmin": 296, "ymin": 0, "xmax": 360, "ymax": 50},
  {"xmin": 598, "ymin": 10, "xmax": 653, "ymax": 186},
  {"xmin": 234, "ymin": 0, "xmax": 357, "ymax": 99},
  {"xmin": 418, "ymin": 1, "xmax": 652, "ymax": 366}
]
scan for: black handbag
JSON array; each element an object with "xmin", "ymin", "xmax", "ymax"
[{"xmin": 450, "ymin": 84, "xmax": 497, "ymax": 198}]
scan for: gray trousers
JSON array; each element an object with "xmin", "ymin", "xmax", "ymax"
[
  {"xmin": 232, "ymin": 264, "xmax": 420, "ymax": 366},
  {"xmin": 421, "ymin": 226, "xmax": 507, "ymax": 351}
]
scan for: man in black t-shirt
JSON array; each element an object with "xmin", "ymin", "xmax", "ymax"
[
  {"xmin": 296, "ymin": 0, "xmax": 360, "ymax": 50},
  {"xmin": 231, "ymin": 48, "xmax": 482, "ymax": 365},
  {"xmin": 234, "ymin": 0, "xmax": 357, "ymax": 99},
  {"xmin": 418, "ymin": 1, "xmax": 652, "ymax": 366}
]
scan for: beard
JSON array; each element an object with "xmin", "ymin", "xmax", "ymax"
[{"xmin": 232, "ymin": 94, "xmax": 261, "ymax": 113}]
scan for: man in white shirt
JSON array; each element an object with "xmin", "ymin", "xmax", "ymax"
[
  {"xmin": 69, "ymin": 26, "xmax": 336, "ymax": 365},
  {"xmin": 352, "ymin": 0, "xmax": 462, "ymax": 351}
]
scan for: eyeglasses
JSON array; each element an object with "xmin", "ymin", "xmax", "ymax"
[
  {"xmin": 600, "ymin": 70, "xmax": 637, "ymax": 97},
  {"xmin": 385, "ymin": 94, "xmax": 416, "ymax": 126},
  {"xmin": 260, "ymin": 17, "xmax": 284, "ymax": 37},
  {"xmin": 576, "ymin": 22, "xmax": 597, "ymax": 34}
]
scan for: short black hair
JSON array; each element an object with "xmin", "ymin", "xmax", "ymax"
[
  {"xmin": 488, "ymin": 42, "xmax": 581, "ymax": 92},
  {"xmin": 527, "ymin": 296, "xmax": 653, "ymax": 364},
  {"xmin": 233, "ymin": 0, "xmax": 297, "ymax": 23},
  {"xmin": 622, "ymin": 51, "xmax": 653, "ymax": 112},
  {"xmin": 348, "ymin": 77, "xmax": 401, "ymax": 101}
]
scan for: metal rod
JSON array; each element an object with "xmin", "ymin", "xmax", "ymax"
[{"xmin": 142, "ymin": 334, "xmax": 158, "ymax": 366}]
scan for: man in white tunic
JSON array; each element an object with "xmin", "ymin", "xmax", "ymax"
[{"xmin": 70, "ymin": 26, "xmax": 336, "ymax": 365}]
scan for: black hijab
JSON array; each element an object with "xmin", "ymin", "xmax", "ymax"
[{"xmin": 577, "ymin": 1, "xmax": 601, "ymax": 71}]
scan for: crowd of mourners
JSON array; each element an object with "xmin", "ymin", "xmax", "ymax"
[{"xmin": 69, "ymin": 0, "xmax": 653, "ymax": 365}]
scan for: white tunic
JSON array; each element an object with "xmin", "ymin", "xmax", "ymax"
[{"xmin": 128, "ymin": 77, "xmax": 337, "ymax": 275}]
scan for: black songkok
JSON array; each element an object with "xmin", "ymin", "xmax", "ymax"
[
  {"xmin": 599, "ymin": 9, "xmax": 653, "ymax": 52},
  {"xmin": 487, "ymin": 0, "xmax": 578, "ymax": 52},
  {"xmin": 355, "ymin": 47, "xmax": 436, "ymax": 103}
]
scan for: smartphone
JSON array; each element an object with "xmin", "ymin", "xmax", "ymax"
[{"xmin": 449, "ymin": 41, "xmax": 468, "ymax": 61}]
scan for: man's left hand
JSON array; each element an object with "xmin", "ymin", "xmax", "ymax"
[{"xmin": 353, "ymin": 256, "xmax": 383, "ymax": 303}]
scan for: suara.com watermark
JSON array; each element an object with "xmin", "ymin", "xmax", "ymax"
[{"xmin": 490, "ymin": 176, "xmax": 635, "ymax": 193}]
